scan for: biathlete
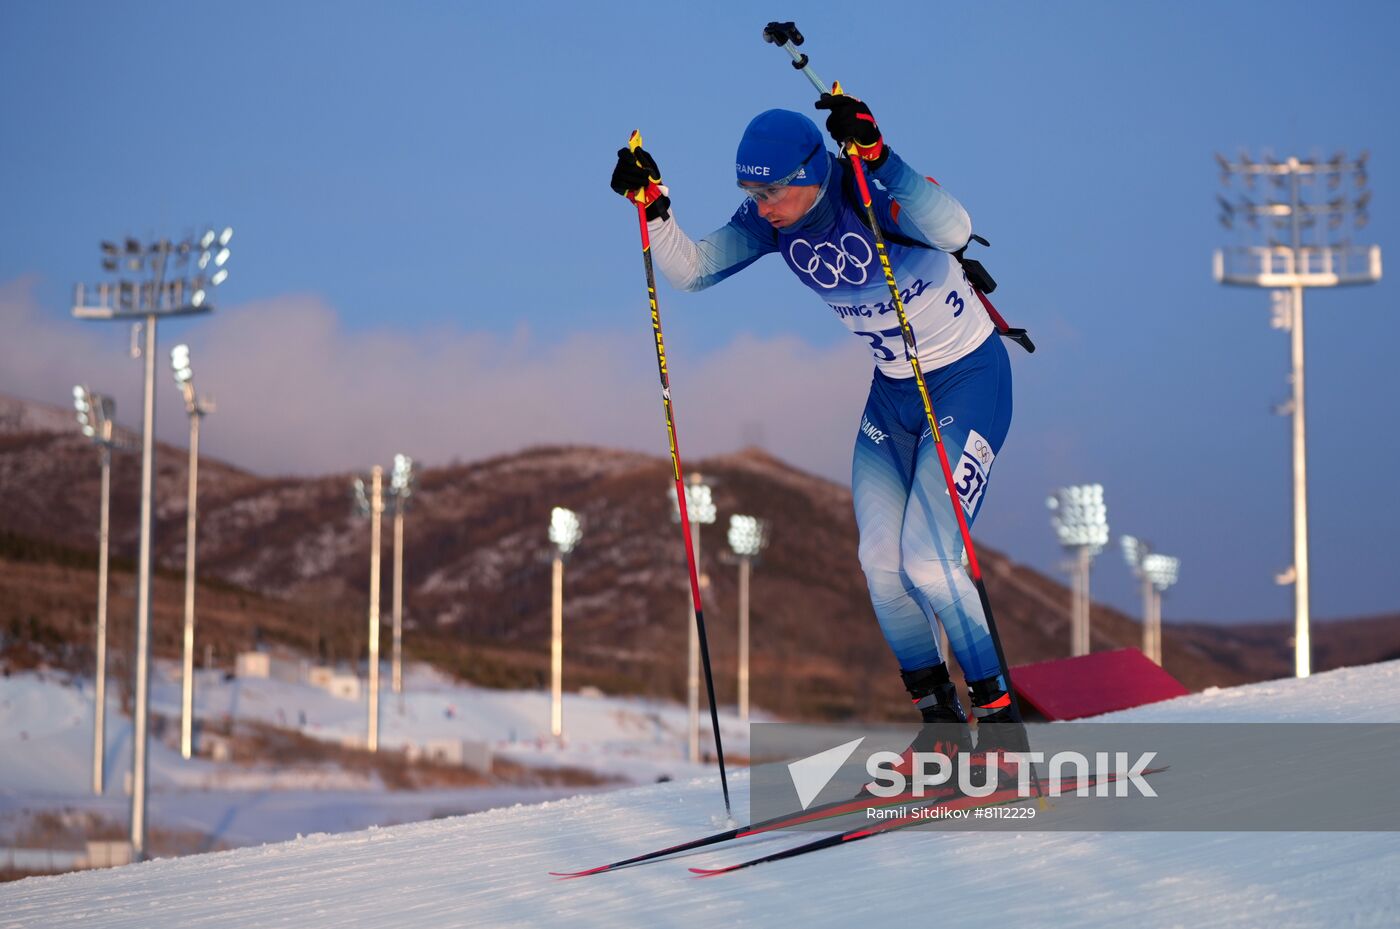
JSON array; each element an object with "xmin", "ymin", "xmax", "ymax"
[{"xmin": 611, "ymin": 94, "xmax": 1023, "ymax": 758}]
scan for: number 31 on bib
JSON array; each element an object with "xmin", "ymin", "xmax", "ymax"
[{"xmin": 952, "ymin": 429, "xmax": 995, "ymax": 518}]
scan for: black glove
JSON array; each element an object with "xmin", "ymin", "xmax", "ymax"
[
  {"xmin": 611, "ymin": 145, "xmax": 671, "ymax": 221},
  {"xmin": 814, "ymin": 93, "xmax": 887, "ymax": 167}
]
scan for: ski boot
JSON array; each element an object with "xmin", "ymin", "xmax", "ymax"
[
  {"xmin": 967, "ymin": 676, "xmax": 1032, "ymax": 787},
  {"xmin": 906, "ymin": 662, "xmax": 970, "ymax": 725},
  {"xmin": 862, "ymin": 664, "xmax": 972, "ymax": 797}
]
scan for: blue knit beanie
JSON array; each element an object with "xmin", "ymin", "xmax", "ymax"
[{"xmin": 735, "ymin": 109, "xmax": 828, "ymax": 187}]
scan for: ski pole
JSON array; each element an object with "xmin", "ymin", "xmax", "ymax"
[
  {"xmin": 761, "ymin": 23, "xmax": 1028, "ymax": 729},
  {"xmin": 625, "ymin": 130, "xmax": 732, "ymax": 816}
]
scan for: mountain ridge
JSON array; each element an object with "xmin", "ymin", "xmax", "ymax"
[{"xmin": 4, "ymin": 392, "xmax": 1397, "ymax": 720}]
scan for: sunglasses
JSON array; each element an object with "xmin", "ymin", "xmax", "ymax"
[{"xmin": 738, "ymin": 143, "xmax": 822, "ymax": 203}]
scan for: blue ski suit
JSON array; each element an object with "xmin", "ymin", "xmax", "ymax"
[{"xmin": 647, "ymin": 148, "xmax": 1011, "ymax": 684}]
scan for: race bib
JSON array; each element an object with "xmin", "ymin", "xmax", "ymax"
[{"xmin": 952, "ymin": 429, "xmax": 995, "ymax": 518}]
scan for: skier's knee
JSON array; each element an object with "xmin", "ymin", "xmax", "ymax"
[
  {"xmin": 900, "ymin": 556, "xmax": 968, "ymax": 613},
  {"xmin": 858, "ymin": 535, "xmax": 901, "ymax": 584},
  {"xmin": 860, "ymin": 562, "xmax": 907, "ymax": 606}
]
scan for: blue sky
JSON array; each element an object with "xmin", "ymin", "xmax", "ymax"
[{"xmin": 2, "ymin": 1, "xmax": 1397, "ymax": 627}]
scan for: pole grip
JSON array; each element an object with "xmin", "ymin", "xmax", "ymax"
[{"xmin": 627, "ymin": 129, "xmax": 655, "ymax": 207}]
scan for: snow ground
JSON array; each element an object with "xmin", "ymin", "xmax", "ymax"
[
  {"xmin": 167, "ymin": 661, "xmax": 750, "ymax": 783},
  {"xmin": 3, "ymin": 662, "xmax": 1398, "ymax": 928},
  {"xmin": 0, "ymin": 662, "xmax": 748, "ymax": 850}
]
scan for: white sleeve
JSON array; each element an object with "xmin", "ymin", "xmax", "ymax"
[{"xmin": 647, "ymin": 210, "xmax": 775, "ymax": 293}]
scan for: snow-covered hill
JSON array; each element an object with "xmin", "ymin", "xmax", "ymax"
[
  {"xmin": 0, "ymin": 662, "xmax": 747, "ymax": 851},
  {"xmin": 4, "ymin": 661, "xmax": 1398, "ymax": 929}
]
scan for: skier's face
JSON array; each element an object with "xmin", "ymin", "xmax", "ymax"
[{"xmin": 744, "ymin": 183, "xmax": 820, "ymax": 228}]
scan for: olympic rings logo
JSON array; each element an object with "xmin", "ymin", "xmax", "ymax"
[{"xmin": 788, "ymin": 233, "xmax": 874, "ymax": 289}]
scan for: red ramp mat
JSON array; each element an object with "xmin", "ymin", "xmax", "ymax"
[{"xmin": 1010, "ymin": 648, "xmax": 1189, "ymax": 721}]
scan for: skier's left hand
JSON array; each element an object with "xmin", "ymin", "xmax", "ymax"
[{"xmin": 815, "ymin": 93, "xmax": 886, "ymax": 166}]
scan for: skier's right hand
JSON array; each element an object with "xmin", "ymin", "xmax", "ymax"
[{"xmin": 611, "ymin": 143, "xmax": 671, "ymax": 221}]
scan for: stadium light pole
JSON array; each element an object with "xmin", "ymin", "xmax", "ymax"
[
  {"xmin": 73, "ymin": 385, "xmax": 116, "ymax": 794},
  {"xmin": 1215, "ymin": 151, "xmax": 1381, "ymax": 678},
  {"xmin": 1122, "ymin": 535, "xmax": 1167, "ymax": 664},
  {"xmin": 352, "ymin": 468, "xmax": 385, "ymax": 752},
  {"xmin": 170, "ymin": 344, "xmax": 214, "ymax": 760},
  {"xmin": 1142, "ymin": 553, "xmax": 1181, "ymax": 666},
  {"xmin": 547, "ymin": 506, "xmax": 583, "ymax": 738},
  {"xmin": 387, "ymin": 454, "xmax": 415, "ymax": 705},
  {"xmin": 727, "ymin": 514, "xmax": 768, "ymax": 722},
  {"xmin": 70, "ymin": 226, "xmax": 231, "ymax": 860},
  {"xmin": 669, "ymin": 473, "xmax": 716, "ymax": 762},
  {"xmin": 1048, "ymin": 484, "xmax": 1109, "ymax": 657}
]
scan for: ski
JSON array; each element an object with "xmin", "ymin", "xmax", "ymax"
[
  {"xmin": 689, "ymin": 766, "xmax": 1169, "ymax": 877},
  {"xmin": 548, "ymin": 782, "xmax": 961, "ymax": 879}
]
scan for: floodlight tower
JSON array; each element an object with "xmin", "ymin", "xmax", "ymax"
[
  {"xmin": 387, "ymin": 454, "xmax": 415, "ymax": 703},
  {"xmin": 547, "ymin": 506, "xmax": 583, "ymax": 738},
  {"xmin": 73, "ymin": 385, "xmax": 116, "ymax": 794},
  {"xmin": 1122, "ymin": 535, "xmax": 1179, "ymax": 665},
  {"xmin": 169, "ymin": 345, "xmax": 214, "ymax": 760},
  {"xmin": 1215, "ymin": 152, "xmax": 1381, "ymax": 678},
  {"xmin": 727, "ymin": 514, "xmax": 768, "ymax": 722},
  {"xmin": 1121, "ymin": 536, "xmax": 1155, "ymax": 663},
  {"xmin": 1141, "ymin": 552, "xmax": 1180, "ymax": 666},
  {"xmin": 352, "ymin": 468, "xmax": 385, "ymax": 751},
  {"xmin": 668, "ymin": 473, "xmax": 716, "ymax": 763},
  {"xmin": 1048, "ymin": 485, "xmax": 1109, "ymax": 656},
  {"xmin": 70, "ymin": 226, "xmax": 231, "ymax": 860}
]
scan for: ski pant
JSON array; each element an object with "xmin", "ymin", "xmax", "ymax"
[{"xmin": 851, "ymin": 332, "xmax": 1012, "ymax": 684}]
